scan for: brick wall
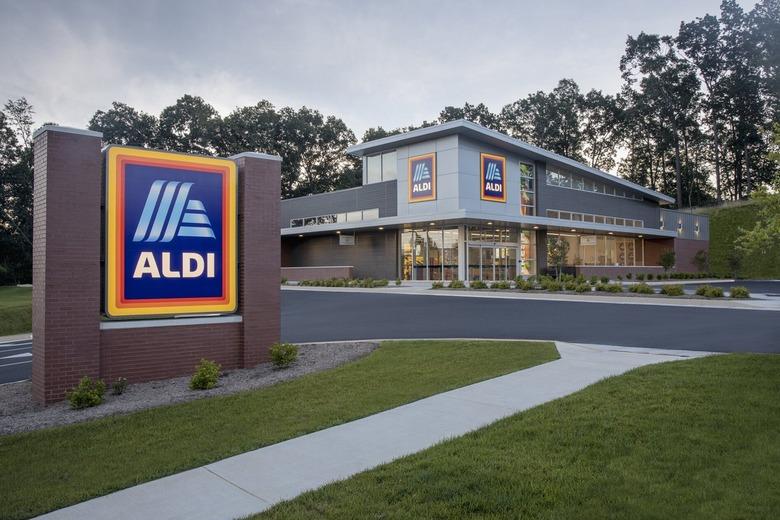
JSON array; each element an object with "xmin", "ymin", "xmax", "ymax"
[{"xmin": 32, "ymin": 130, "xmax": 281, "ymax": 403}]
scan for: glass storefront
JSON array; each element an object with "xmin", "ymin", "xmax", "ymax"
[
  {"xmin": 466, "ymin": 225, "xmax": 536, "ymax": 280},
  {"xmin": 548, "ymin": 233, "xmax": 644, "ymax": 267},
  {"xmin": 401, "ymin": 228, "xmax": 458, "ymax": 281}
]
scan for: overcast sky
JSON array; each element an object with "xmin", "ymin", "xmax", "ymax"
[{"xmin": 1, "ymin": 0, "xmax": 737, "ymax": 138}]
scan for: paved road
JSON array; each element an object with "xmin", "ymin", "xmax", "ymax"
[
  {"xmin": 0, "ymin": 339, "xmax": 32, "ymax": 386},
  {"xmin": 282, "ymin": 291, "xmax": 780, "ymax": 353},
  {"xmin": 3, "ymin": 289, "xmax": 779, "ymax": 385}
]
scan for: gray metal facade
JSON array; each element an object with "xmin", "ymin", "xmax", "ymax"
[
  {"xmin": 281, "ymin": 180, "xmax": 397, "ymax": 227},
  {"xmin": 282, "ymin": 230, "xmax": 397, "ymax": 279},
  {"xmin": 660, "ymin": 208, "xmax": 710, "ymax": 241}
]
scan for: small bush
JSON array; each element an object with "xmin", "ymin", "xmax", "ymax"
[
  {"xmin": 544, "ymin": 280, "xmax": 563, "ymax": 292},
  {"xmin": 448, "ymin": 279, "xmax": 466, "ymax": 289},
  {"xmin": 280, "ymin": 277, "xmax": 288, "ymax": 285},
  {"xmin": 563, "ymin": 281, "xmax": 577, "ymax": 291},
  {"xmin": 374, "ymin": 279, "xmax": 389, "ymax": 287},
  {"xmin": 730, "ymin": 286, "xmax": 750, "ymax": 298},
  {"xmin": 395, "ymin": 278, "xmax": 402, "ymax": 286},
  {"xmin": 515, "ymin": 279, "xmax": 533, "ymax": 291},
  {"xmin": 696, "ymin": 285, "xmax": 724, "ymax": 298},
  {"xmin": 660, "ymin": 284, "xmax": 684, "ymax": 296},
  {"xmin": 600, "ymin": 276, "xmax": 609, "ymax": 284},
  {"xmin": 470, "ymin": 280, "xmax": 488, "ymax": 289},
  {"xmin": 490, "ymin": 281, "xmax": 511, "ymax": 290},
  {"xmin": 617, "ymin": 275, "xmax": 623, "ymax": 282},
  {"xmin": 67, "ymin": 376, "xmax": 106, "ymax": 409},
  {"xmin": 646, "ymin": 273, "xmax": 654, "ymax": 280},
  {"xmin": 431, "ymin": 281, "xmax": 444, "ymax": 289},
  {"xmin": 629, "ymin": 283, "xmax": 655, "ymax": 294},
  {"xmin": 111, "ymin": 377, "xmax": 128, "ymax": 396},
  {"xmin": 604, "ymin": 283, "xmax": 624, "ymax": 293},
  {"xmin": 190, "ymin": 359, "xmax": 221, "ymax": 390},
  {"xmin": 270, "ymin": 342, "xmax": 299, "ymax": 368},
  {"xmin": 574, "ymin": 283, "xmax": 590, "ymax": 293},
  {"xmin": 589, "ymin": 275, "xmax": 599, "ymax": 286},
  {"xmin": 626, "ymin": 273, "xmax": 632, "ymax": 280},
  {"xmin": 636, "ymin": 273, "xmax": 645, "ymax": 281}
]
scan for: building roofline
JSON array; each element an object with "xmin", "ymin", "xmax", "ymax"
[{"xmin": 346, "ymin": 119, "xmax": 675, "ymax": 205}]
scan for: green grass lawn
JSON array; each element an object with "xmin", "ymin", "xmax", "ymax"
[
  {"xmin": 0, "ymin": 340, "xmax": 557, "ymax": 519},
  {"xmin": 0, "ymin": 286, "xmax": 31, "ymax": 336},
  {"xmin": 256, "ymin": 354, "xmax": 780, "ymax": 520}
]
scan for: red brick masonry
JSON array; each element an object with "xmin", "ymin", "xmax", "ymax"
[{"xmin": 32, "ymin": 128, "xmax": 280, "ymax": 403}]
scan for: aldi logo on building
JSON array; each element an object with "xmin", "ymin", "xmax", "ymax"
[
  {"xmin": 481, "ymin": 153, "xmax": 506, "ymax": 202},
  {"xmin": 105, "ymin": 146, "xmax": 237, "ymax": 318},
  {"xmin": 408, "ymin": 153, "xmax": 436, "ymax": 202}
]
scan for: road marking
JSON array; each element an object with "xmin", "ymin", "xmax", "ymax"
[
  {"xmin": 0, "ymin": 360, "xmax": 32, "ymax": 367},
  {"xmin": 1, "ymin": 352, "xmax": 32, "ymax": 360}
]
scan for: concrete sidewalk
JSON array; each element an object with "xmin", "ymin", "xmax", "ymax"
[
  {"xmin": 38, "ymin": 342, "xmax": 713, "ymax": 520},
  {"xmin": 282, "ymin": 284, "xmax": 780, "ymax": 311}
]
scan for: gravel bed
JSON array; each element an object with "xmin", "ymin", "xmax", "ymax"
[{"xmin": 0, "ymin": 341, "xmax": 379, "ymax": 436}]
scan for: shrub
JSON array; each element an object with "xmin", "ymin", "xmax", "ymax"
[
  {"xmin": 111, "ymin": 377, "xmax": 128, "ymax": 396},
  {"xmin": 374, "ymin": 279, "xmax": 389, "ymax": 287},
  {"xmin": 490, "ymin": 280, "xmax": 511, "ymax": 290},
  {"xmin": 604, "ymin": 283, "xmax": 624, "ymax": 293},
  {"xmin": 646, "ymin": 273, "xmax": 654, "ymax": 280},
  {"xmin": 280, "ymin": 277, "xmax": 288, "ymax": 285},
  {"xmin": 693, "ymin": 249, "xmax": 709, "ymax": 272},
  {"xmin": 660, "ymin": 284, "xmax": 684, "ymax": 296},
  {"xmin": 270, "ymin": 342, "xmax": 299, "ymax": 368},
  {"xmin": 629, "ymin": 283, "xmax": 655, "ymax": 294},
  {"xmin": 563, "ymin": 281, "xmax": 577, "ymax": 291},
  {"xmin": 589, "ymin": 275, "xmax": 599, "ymax": 286},
  {"xmin": 696, "ymin": 285, "xmax": 724, "ymax": 298},
  {"xmin": 660, "ymin": 250, "xmax": 676, "ymax": 272},
  {"xmin": 67, "ymin": 376, "xmax": 106, "ymax": 409},
  {"xmin": 730, "ymin": 286, "xmax": 750, "ymax": 298},
  {"xmin": 514, "ymin": 279, "xmax": 533, "ymax": 291},
  {"xmin": 574, "ymin": 283, "xmax": 590, "ymax": 293},
  {"xmin": 395, "ymin": 278, "xmax": 402, "ymax": 286},
  {"xmin": 544, "ymin": 280, "xmax": 563, "ymax": 292},
  {"xmin": 617, "ymin": 275, "xmax": 623, "ymax": 282},
  {"xmin": 190, "ymin": 359, "xmax": 221, "ymax": 390},
  {"xmin": 626, "ymin": 273, "xmax": 633, "ymax": 280},
  {"xmin": 470, "ymin": 280, "xmax": 488, "ymax": 289},
  {"xmin": 448, "ymin": 279, "xmax": 466, "ymax": 289},
  {"xmin": 600, "ymin": 276, "xmax": 609, "ymax": 284},
  {"xmin": 431, "ymin": 281, "xmax": 444, "ymax": 289}
]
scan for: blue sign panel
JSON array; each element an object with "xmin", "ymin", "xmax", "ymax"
[
  {"xmin": 408, "ymin": 153, "xmax": 436, "ymax": 202},
  {"xmin": 105, "ymin": 147, "xmax": 237, "ymax": 318},
  {"xmin": 481, "ymin": 153, "xmax": 506, "ymax": 202}
]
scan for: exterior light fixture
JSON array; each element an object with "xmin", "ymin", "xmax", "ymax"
[
  {"xmin": 429, "ymin": 222, "xmax": 436, "ymax": 226},
  {"xmin": 487, "ymin": 221, "xmax": 493, "ymax": 225},
  {"xmin": 608, "ymin": 232, "xmax": 614, "ymax": 235},
  {"xmin": 533, "ymin": 225, "xmax": 539, "ymax": 229},
  {"xmin": 638, "ymin": 234, "xmax": 643, "ymax": 238},
  {"xmin": 378, "ymin": 227, "xmax": 384, "ymax": 230},
  {"xmin": 570, "ymin": 228, "xmax": 576, "ymax": 232},
  {"xmin": 298, "ymin": 234, "xmax": 303, "ymax": 238},
  {"xmin": 336, "ymin": 231, "xmax": 341, "ymax": 234}
]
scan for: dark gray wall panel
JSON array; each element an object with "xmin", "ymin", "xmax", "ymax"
[
  {"xmin": 282, "ymin": 230, "xmax": 398, "ymax": 279},
  {"xmin": 281, "ymin": 180, "xmax": 397, "ymax": 226},
  {"xmin": 536, "ymin": 161, "xmax": 661, "ymax": 226}
]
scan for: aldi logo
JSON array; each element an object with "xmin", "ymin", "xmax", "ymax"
[
  {"xmin": 481, "ymin": 153, "xmax": 506, "ymax": 202},
  {"xmin": 408, "ymin": 153, "xmax": 436, "ymax": 202},
  {"xmin": 105, "ymin": 146, "xmax": 237, "ymax": 318}
]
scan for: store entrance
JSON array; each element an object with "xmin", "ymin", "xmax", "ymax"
[{"xmin": 468, "ymin": 246, "xmax": 518, "ymax": 281}]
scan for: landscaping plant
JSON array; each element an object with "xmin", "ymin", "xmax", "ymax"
[
  {"xmin": 448, "ymin": 280, "xmax": 466, "ymax": 289},
  {"xmin": 111, "ymin": 377, "xmax": 128, "ymax": 396},
  {"xmin": 270, "ymin": 343, "xmax": 299, "ymax": 368},
  {"xmin": 67, "ymin": 376, "xmax": 106, "ymax": 410},
  {"xmin": 189, "ymin": 359, "xmax": 221, "ymax": 390},
  {"xmin": 660, "ymin": 284, "xmax": 684, "ymax": 296},
  {"xmin": 628, "ymin": 283, "xmax": 655, "ymax": 294},
  {"xmin": 470, "ymin": 280, "xmax": 488, "ymax": 289},
  {"xmin": 730, "ymin": 286, "xmax": 750, "ymax": 298},
  {"xmin": 431, "ymin": 281, "xmax": 444, "ymax": 289},
  {"xmin": 695, "ymin": 285, "xmax": 724, "ymax": 298}
]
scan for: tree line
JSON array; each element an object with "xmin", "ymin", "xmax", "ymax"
[{"xmin": 1, "ymin": 0, "xmax": 778, "ymax": 284}]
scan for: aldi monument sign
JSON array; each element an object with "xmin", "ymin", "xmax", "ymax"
[{"xmin": 105, "ymin": 146, "xmax": 238, "ymax": 318}]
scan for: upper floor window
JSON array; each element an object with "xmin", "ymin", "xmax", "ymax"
[
  {"xmin": 546, "ymin": 166, "xmax": 642, "ymax": 201},
  {"xmin": 519, "ymin": 162, "xmax": 535, "ymax": 216},
  {"xmin": 365, "ymin": 151, "xmax": 397, "ymax": 184}
]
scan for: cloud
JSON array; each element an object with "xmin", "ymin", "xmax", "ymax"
[{"xmin": 0, "ymin": 0, "xmax": 727, "ymax": 136}]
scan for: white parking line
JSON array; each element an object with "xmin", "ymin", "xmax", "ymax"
[
  {"xmin": 0, "ymin": 352, "xmax": 32, "ymax": 360},
  {"xmin": 0, "ymin": 360, "xmax": 32, "ymax": 367}
]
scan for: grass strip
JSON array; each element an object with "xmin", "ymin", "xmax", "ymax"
[
  {"xmin": 0, "ymin": 340, "xmax": 557, "ymax": 519},
  {"xmin": 256, "ymin": 353, "xmax": 780, "ymax": 520}
]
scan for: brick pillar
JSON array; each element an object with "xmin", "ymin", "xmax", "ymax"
[
  {"xmin": 230, "ymin": 152, "xmax": 281, "ymax": 366},
  {"xmin": 32, "ymin": 127, "xmax": 103, "ymax": 403}
]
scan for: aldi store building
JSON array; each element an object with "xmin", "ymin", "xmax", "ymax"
[{"xmin": 281, "ymin": 120, "xmax": 709, "ymax": 281}]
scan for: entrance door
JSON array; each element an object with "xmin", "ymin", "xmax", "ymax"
[
  {"xmin": 506, "ymin": 247, "xmax": 518, "ymax": 280},
  {"xmin": 481, "ymin": 247, "xmax": 495, "ymax": 281}
]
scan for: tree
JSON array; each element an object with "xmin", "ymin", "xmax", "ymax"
[
  {"xmin": 438, "ymin": 103, "xmax": 502, "ymax": 131},
  {"xmin": 88, "ymin": 102, "xmax": 158, "ymax": 147},
  {"xmin": 501, "ymin": 79, "xmax": 585, "ymax": 161},
  {"xmin": 621, "ymin": 33, "xmax": 701, "ymax": 208},
  {"xmin": 580, "ymin": 90, "xmax": 623, "ymax": 171},
  {"xmin": 215, "ymin": 100, "xmax": 279, "ymax": 157},
  {"xmin": 0, "ymin": 98, "xmax": 35, "ymax": 284},
  {"xmin": 659, "ymin": 249, "xmax": 676, "ymax": 272},
  {"xmin": 546, "ymin": 237, "xmax": 570, "ymax": 281},
  {"xmin": 157, "ymin": 95, "xmax": 221, "ymax": 154}
]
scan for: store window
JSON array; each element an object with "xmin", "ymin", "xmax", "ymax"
[
  {"xmin": 401, "ymin": 227, "xmax": 458, "ymax": 281},
  {"xmin": 520, "ymin": 162, "xmax": 535, "ymax": 216},
  {"xmin": 365, "ymin": 151, "xmax": 397, "ymax": 184}
]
